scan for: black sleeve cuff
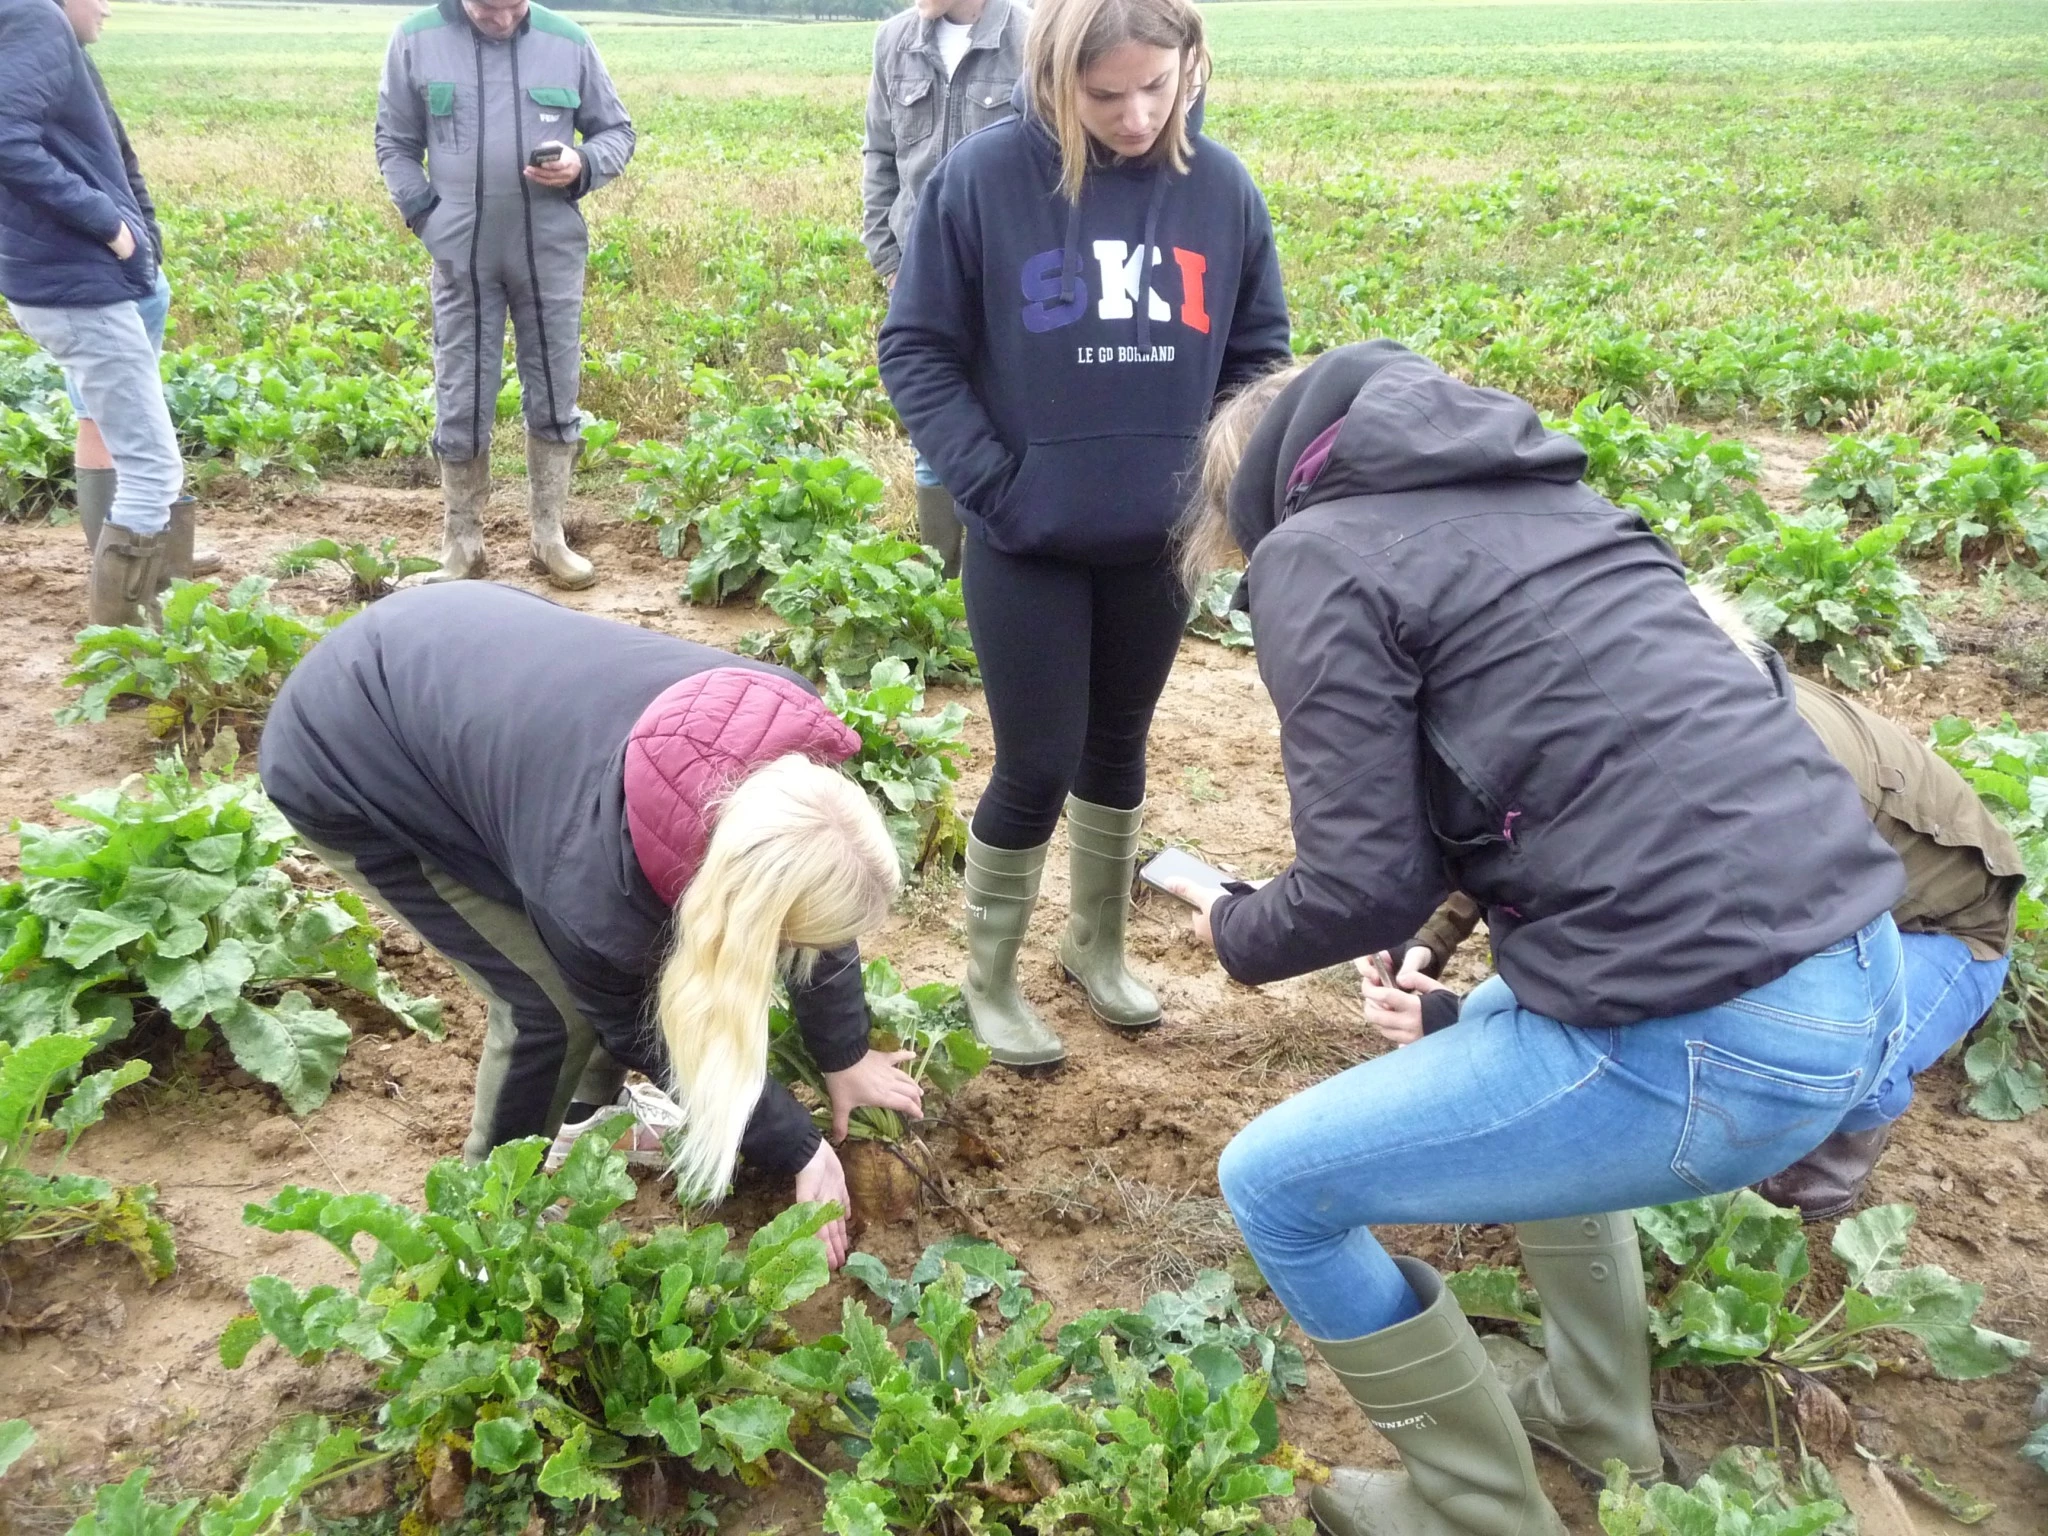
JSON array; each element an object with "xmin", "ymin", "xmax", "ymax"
[
  {"xmin": 791, "ymin": 944, "xmax": 871, "ymax": 1074},
  {"xmin": 738, "ymin": 1076, "xmax": 822, "ymax": 1175},
  {"xmin": 1419, "ymin": 989, "xmax": 1463, "ymax": 1036},
  {"xmin": 402, "ymin": 194, "xmax": 439, "ymax": 233}
]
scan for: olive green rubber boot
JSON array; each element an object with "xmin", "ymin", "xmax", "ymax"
[
  {"xmin": 1057, "ymin": 796, "xmax": 1162, "ymax": 1030},
  {"xmin": 962, "ymin": 834, "xmax": 1064, "ymax": 1073},
  {"xmin": 164, "ymin": 495, "xmax": 222, "ymax": 580},
  {"xmin": 1481, "ymin": 1212, "xmax": 1664, "ymax": 1482},
  {"xmin": 77, "ymin": 466, "xmax": 116, "ymax": 555},
  {"xmin": 1308, "ymin": 1258, "xmax": 1566, "ymax": 1536},
  {"xmin": 527, "ymin": 435, "xmax": 597, "ymax": 590},
  {"xmin": 89, "ymin": 523, "xmax": 169, "ymax": 628},
  {"xmin": 426, "ymin": 455, "xmax": 490, "ymax": 583},
  {"xmin": 915, "ymin": 482, "xmax": 962, "ymax": 579}
]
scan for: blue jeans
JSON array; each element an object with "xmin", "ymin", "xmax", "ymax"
[
  {"xmin": 9, "ymin": 288, "xmax": 182, "ymax": 535},
  {"xmin": 65, "ymin": 269, "xmax": 172, "ymax": 412},
  {"xmin": 1835, "ymin": 931, "xmax": 2008, "ymax": 1132},
  {"xmin": 1218, "ymin": 915, "xmax": 1905, "ymax": 1341},
  {"xmin": 913, "ymin": 450, "xmax": 941, "ymax": 489}
]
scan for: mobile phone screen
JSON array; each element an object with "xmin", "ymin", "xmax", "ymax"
[{"xmin": 1138, "ymin": 847, "xmax": 1236, "ymax": 905}]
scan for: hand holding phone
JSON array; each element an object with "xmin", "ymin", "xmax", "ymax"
[{"xmin": 528, "ymin": 142, "xmax": 564, "ymax": 168}]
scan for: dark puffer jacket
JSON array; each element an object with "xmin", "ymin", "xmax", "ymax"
[
  {"xmin": 259, "ymin": 583, "xmax": 869, "ymax": 1171},
  {"xmin": 1208, "ymin": 343, "xmax": 1904, "ymax": 1027}
]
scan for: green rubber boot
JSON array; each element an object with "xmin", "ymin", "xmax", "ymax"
[
  {"xmin": 76, "ymin": 466, "xmax": 116, "ymax": 555},
  {"xmin": 1482, "ymin": 1212, "xmax": 1664, "ymax": 1482},
  {"xmin": 962, "ymin": 834, "xmax": 1064, "ymax": 1073},
  {"xmin": 89, "ymin": 523, "xmax": 169, "ymax": 628},
  {"xmin": 1308, "ymin": 1258, "xmax": 1566, "ymax": 1536},
  {"xmin": 1057, "ymin": 797, "xmax": 1162, "ymax": 1030}
]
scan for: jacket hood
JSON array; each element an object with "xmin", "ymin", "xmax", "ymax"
[
  {"xmin": 1006, "ymin": 75, "xmax": 1208, "ymax": 143},
  {"xmin": 1226, "ymin": 342, "xmax": 1588, "ymax": 561}
]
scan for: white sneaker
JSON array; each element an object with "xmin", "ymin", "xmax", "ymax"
[{"xmin": 544, "ymin": 1080, "xmax": 683, "ymax": 1171}]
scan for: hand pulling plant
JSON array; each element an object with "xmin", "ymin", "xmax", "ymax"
[
  {"xmin": 58, "ymin": 577, "xmax": 345, "ymax": 740},
  {"xmin": 827, "ymin": 659, "xmax": 971, "ymax": 875},
  {"xmin": 274, "ymin": 536, "xmax": 438, "ymax": 600},
  {"xmin": 0, "ymin": 752, "xmax": 439, "ymax": 1113},
  {"xmin": 0, "ymin": 1026, "xmax": 172, "ymax": 1279},
  {"xmin": 221, "ymin": 1129, "xmax": 843, "ymax": 1505}
]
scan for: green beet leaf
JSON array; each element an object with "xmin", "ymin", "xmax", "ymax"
[{"xmin": 471, "ymin": 1415, "xmax": 544, "ymax": 1473}]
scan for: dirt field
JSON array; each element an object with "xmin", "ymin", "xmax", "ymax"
[{"xmin": 2, "ymin": 445, "xmax": 2045, "ymax": 1533}]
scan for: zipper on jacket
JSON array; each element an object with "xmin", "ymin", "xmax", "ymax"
[{"xmin": 508, "ymin": 31, "xmax": 562, "ymax": 429}]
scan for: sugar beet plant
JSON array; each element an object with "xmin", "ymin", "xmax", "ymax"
[
  {"xmin": 0, "ymin": 754, "xmax": 439, "ymax": 1113},
  {"xmin": 744, "ymin": 534, "xmax": 978, "ymax": 687},
  {"xmin": 1186, "ymin": 569, "xmax": 1255, "ymax": 651},
  {"xmin": 827, "ymin": 658, "xmax": 971, "ymax": 874},
  {"xmin": 59, "ymin": 577, "xmax": 344, "ymax": 740},
  {"xmin": 221, "ymin": 1131, "xmax": 847, "ymax": 1506},
  {"xmin": 275, "ymin": 536, "xmax": 437, "ymax": 600}
]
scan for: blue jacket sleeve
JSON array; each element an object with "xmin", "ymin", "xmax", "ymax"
[
  {"xmin": 0, "ymin": 11, "xmax": 125, "ymax": 245},
  {"xmin": 1218, "ymin": 185, "xmax": 1291, "ymax": 396},
  {"xmin": 876, "ymin": 158, "xmax": 1019, "ymax": 525},
  {"xmin": 1210, "ymin": 526, "xmax": 1449, "ymax": 984}
]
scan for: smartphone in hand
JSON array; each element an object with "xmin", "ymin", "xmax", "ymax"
[
  {"xmin": 528, "ymin": 143, "xmax": 565, "ymax": 168},
  {"xmin": 1139, "ymin": 847, "xmax": 1241, "ymax": 906}
]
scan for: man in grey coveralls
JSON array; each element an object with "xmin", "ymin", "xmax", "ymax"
[{"xmin": 374, "ymin": 0, "xmax": 634, "ymax": 588}]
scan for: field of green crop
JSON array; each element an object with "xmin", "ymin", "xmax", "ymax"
[{"xmin": 4, "ymin": 2, "xmax": 2048, "ymax": 1532}]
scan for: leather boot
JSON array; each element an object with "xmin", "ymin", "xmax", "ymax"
[
  {"xmin": 1756, "ymin": 1124, "xmax": 1891, "ymax": 1221},
  {"xmin": 1057, "ymin": 796, "xmax": 1162, "ymax": 1030},
  {"xmin": 426, "ymin": 455, "xmax": 490, "ymax": 582},
  {"xmin": 1309, "ymin": 1258, "xmax": 1566, "ymax": 1536},
  {"xmin": 915, "ymin": 481, "xmax": 962, "ymax": 579},
  {"xmin": 527, "ymin": 435, "xmax": 596, "ymax": 589},
  {"xmin": 89, "ymin": 523, "xmax": 169, "ymax": 627},
  {"xmin": 77, "ymin": 466, "xmax": 115, "ymax": 555},
  {"xmin": 1481, "ymin": 1212, "xmax": 1663, "ymax": 1483},
  {"xmin": 164, "ymin": 496, "xmax": 222, "ymax": 580},
  {"xmin": 962, "ymin": 834, "xmax": 1064, "ymax": 1072}
]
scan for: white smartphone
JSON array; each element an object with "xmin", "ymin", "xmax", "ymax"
[{"xmin": 1138, "ymin": 846, "xmax": 1243, "ymax": 905}]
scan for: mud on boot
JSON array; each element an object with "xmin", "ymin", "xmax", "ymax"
[
  {"xmin": 961, "ymin": 833, "xmax": 1064, "ymax": 1072},
  {"xmin": 1057, "ymin": 796, "xmax": 1162, "ymax": 1030},
  {"xmin": 527, "ymin": 435, "xmax": 597, "ymax": 590},
  {"xmin": 428, "ymin": 455, "xmax": 491, "ymax": 582},
  {"xmin": 88, "ymin": 523, "xmax": 169, "ymax": 628}
]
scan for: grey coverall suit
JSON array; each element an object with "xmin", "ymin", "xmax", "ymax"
[{"xmin": 373, "ymin": 0, "xmax": 634, "ymax": 464}]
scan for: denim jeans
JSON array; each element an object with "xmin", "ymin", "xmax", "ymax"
[
  {"xmin": 1835, "ymin": 931, "xmax": 2008, "ymax": 1132},
  {"xmin": 64, "ymin": 269, "xmax": 172, "ymax": 413},
  {"xmin": 913, "ymin": 449, "xmax": 941, "ymax": 489},
  {"xmin": 8, "ymin": 293, "xmax": 182, "ymax": 535},
  {"xmin": 1218, "ymin": 915, "xmax": 1905, "ymax": 1341}
]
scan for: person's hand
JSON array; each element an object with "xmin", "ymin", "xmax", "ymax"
[
  {"xmin": 108, "ymin": 222, "xmax": 136, "ymax": 260},
  {"xmin": 1160, "ymin": 879, "xmax": 1222, "ymax": 948},
  {"xmin": 794, "ymin": 1138, "xmax": 850, "ymax": 1268},
  {"xmin": 524, "ymin": 143, "xmax": 583, "ymax": 188},
  {"xmin": 1395, "ymin": 945, "xmax": 1435, "ymax": 988},
  {"xmin": 1354, "ymin": 957, "xmax": 1448, "ymax": 1046},
  {"xmin": 822, "ymin": 1048, "xmax": 923, "ymax": 1142}
]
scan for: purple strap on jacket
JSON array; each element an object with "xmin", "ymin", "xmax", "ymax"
[{"xmin": 1286, "ymin": 419, "xmax": 1343, "ymax": 502}]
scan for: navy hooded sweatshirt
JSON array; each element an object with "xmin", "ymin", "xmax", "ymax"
[
  {"xmin": 0, "ymin": 0, "xmax": 157, "ymax": 309},
  {"xmin": 878, "ymin": 81, "xmax": 1291, "ymax": 565}
]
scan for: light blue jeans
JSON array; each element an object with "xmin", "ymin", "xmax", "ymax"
[
  {"xmin": 64, "ymin": 269, "xmax": 172, "ymax": 412},
  {"xmin": 9, "ymin": 286, "xmax": 182, "ymax": 535},
  {"xmin": 913, "ymin": 449, "xmax": 941, "ymax": 489},
  {"xmin": 1836, "ymin": 931, "xmax": 2008, "ymax": 1131},
  {"xmin": 1219, "ymin": 915, "xmax": 1905, "ymax": 1341}
]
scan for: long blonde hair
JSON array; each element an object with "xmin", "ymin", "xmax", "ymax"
[
  {"xmin": 1174, "ymin": 362, "xmax": 1304, "ymax": 592},
  {"xmin": 1026, "ymin": 0, "xmax": 1212, "ymax": 203},
  {"xmin": 657, "ymin": 755, "xmax": 899, "ymax": 1199}
]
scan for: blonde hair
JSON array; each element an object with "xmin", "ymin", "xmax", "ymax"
[
  {"xmin": 657, "ymin": 755, "xmax": 900, "ymax": 1199},
  {"xmin": 1026, "ymin": 0, "xmax": 1212, "ymax": 203},
  {"xmin": 1690, "ymin": 580, "xmax": 1772, "ymax": 674},
  {"xmin": 1175, "ymin": 362, "xmax": 1305, "ymax": 593}
]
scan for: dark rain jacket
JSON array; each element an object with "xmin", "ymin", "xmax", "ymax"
[
  {"xmin": 0, "ymin": 0, "xmax": 156, "ymax": 308},
  {"xmin": 1208, "ymin": 343, "xmax": 1905, "ymax": 1028},
  {"xmin": 258, "ymin": 584, "xmax": 870, "ymax": 1174}
]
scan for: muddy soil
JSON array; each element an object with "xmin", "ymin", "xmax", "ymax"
[{"xmin": 1, "ymin": 446, "xmax": 2044, "ymax": 1534}]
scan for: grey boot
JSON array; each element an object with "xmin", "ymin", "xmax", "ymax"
[
  {"xmin": 164, "ymin": 496, "xmax": 222, "ymax": 581},
  {"xmin": 527, "ymin": 435, "xmax": 596, "ymax": 590},
  {"xmin": 76, "ymin": 466, "xmax": 116, "ymax": 555},
  {"xmin": 1309, "ymin": 1258, "xmax": 1566, "ymax": 1536},
  {"xmin": 1057, "ymin": 797, "xmax": 1162, "ymax": 1030},
  {"xmin": 89, "ymin": 523, "xmax": 169, "ymax": 628},
  {"xmin": 915, "ymin": 482, "xmax": 962, "ymax": 579},
  {"xmin": 426, "ymin": 455, "xmax": 490, "ymax": 583},
  {"xmin": 962, "ymin": 834, "xmax": 1064, "ymax": 1072},
  {"xmin": 1482, "ymin": 1212, "xmax": 1663, "ymax": 1483}
]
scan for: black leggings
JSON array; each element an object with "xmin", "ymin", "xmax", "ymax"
[{"xmin": 962, "ymin": 532, "xmax": 1189, "ymax": 849}]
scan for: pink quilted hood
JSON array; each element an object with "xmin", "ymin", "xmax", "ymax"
[{"xmin": 623, "ymin": 668, "xmax": 860, "ymax": 906}]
